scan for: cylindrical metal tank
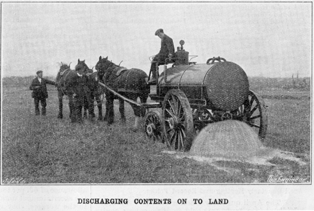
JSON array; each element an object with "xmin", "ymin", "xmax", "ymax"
[{"xmin": 158, "ymin": 61, "xmax": 249, "ymax": 111}]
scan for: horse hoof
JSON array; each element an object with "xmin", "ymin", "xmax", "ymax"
[{"xmin": 57, "ymin": 115, "xmax": 63, "ymax": 119}]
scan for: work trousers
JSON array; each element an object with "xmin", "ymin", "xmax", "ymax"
[
  {"xmin": 34, "ymin": 98, "xmax": 47, "ymax": 115},
  {"xmin": 71, "ymin": 95, "xmax": 84, "ymax": 123},
  {"xmin": 149, "ymin": 55, "xmax": 167, "ymax": 79}
]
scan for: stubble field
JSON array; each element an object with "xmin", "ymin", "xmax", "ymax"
[{"xmin": 1, "ymin": 78, "xmax": 311, "ymax": 184}]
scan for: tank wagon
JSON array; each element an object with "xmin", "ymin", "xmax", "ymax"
[
  {"xmin": 143, "ymin": 40, "xmax": 268, "ymax": 151},
  {"xmin": 98, "ymin": 40, "xmax": 268, "ymax": 151}
]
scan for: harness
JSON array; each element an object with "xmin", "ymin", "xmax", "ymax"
[
  {"xmin": 59, "ymin": 68, "xmax": 68, "ymax": 76},
  {"xmin": 58, "ymin": 68, "xmax": 71, "ymax": 96}
]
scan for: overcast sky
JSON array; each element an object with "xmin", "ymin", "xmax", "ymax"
[{"xmin": 1, "ymin": 2, "xmax": 312, "ymax": 78}]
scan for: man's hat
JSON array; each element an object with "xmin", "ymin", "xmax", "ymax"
[
  {"xmin": 155, "ymin": 28, "xmax": 164, "ymax": 35},
  {"xmin": 36, "ymin": 70, "xmax": 43, "ymax": 75}
]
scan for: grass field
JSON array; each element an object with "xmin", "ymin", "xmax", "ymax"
[{"xmin": 1, "ymin": 81, "xmax": 311, "ymax": 183}]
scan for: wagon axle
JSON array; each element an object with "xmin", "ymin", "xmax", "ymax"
[{"xmin": 166, "ymin": 116, "xmax": 181, "ymax": 130}]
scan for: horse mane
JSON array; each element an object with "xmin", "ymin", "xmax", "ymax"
[{"xmin": 105, "ymin": 60, "xmax": 119, "ymax": 71}]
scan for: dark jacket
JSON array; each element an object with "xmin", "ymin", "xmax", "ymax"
[
  {"xmin": 30, "ymin": 77, "xmax": 56, "ymax": 99},
  {"xmin": 65, "ymin": 73, "xmax": 89, "ymax": 97},
  {"xmin": 157, "ymin": 34, "xmax": 175, "ymax": 58}
]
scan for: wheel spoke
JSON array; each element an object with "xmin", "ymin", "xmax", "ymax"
[
  {"xmin": 173, "ymin": 96, "xmax": 179, "ymax": 116},
  {"xmin": 177, "ymin": 101, "xmax": 182, "ymax": 117},
  {"xmin": 170, "ymin": 131, "xmax": 177, "ymax": 147},
  {"xmin": 250, "ymin": 115, "xmax": 261, "ymax": 120},
  {"xmin": 179, "ymin": 114, "xmax": 185, "ymax": 122},
  {"xmin": 179, "ymin": 130, "xmax": 185, "ymax": 151},
  {"xmin": 250, "ymin": 104, "xmax": 259, "ymax": 116},
  {"xmin": 249, "ymin": 96, "xmax": 255, "ymax": 106},
  {"xmin": 247, "ymin": 122, "xmax": 260, "ymax": 128},
  {"xmin": 166, "ymin": 127, "xmax": 172, "ymax": 133},
  {"xmin": 174, "ymin": 131, "xmax": 179, "ymax": 149},
  {"xmin": 175, "ymin": 131, "xmax": 180, "ymax": 150},
  {"xmin": 167, "ymin": 99, "xmax": 176, "ymax": 114},
  {"xmin": 165, "ymin": 108, "xmax": 175, "ymax": 118},
  {"xmin": 181, "ymin": 128, "xmax": 186, "ymax": 139},
  {"xmin": 179, "ymin": 108, "xmax": 185, "ymax": 121},
  {"xmin": 168, "ymin": 129, "xmax": 175, "ymax": 141}
]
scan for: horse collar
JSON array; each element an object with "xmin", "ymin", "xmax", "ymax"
[{"xmin": 115, "ymin": 66, "xmax": 127, "ymax": 76}]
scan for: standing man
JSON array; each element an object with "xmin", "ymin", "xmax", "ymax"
[
  {"xmin": 148, "ymin": 28, "xmax": 175, "ymax": 84},
  {"xmin": 29, "ymin": 70, "xmax": 56, "ymax": 116},
  {"xmin": 65, "ymin": 64, "xmax": 87, "ymax": 123},
  {"xmin": 72, "ymin": 73, "xmax": 87, "ymax": 123}
]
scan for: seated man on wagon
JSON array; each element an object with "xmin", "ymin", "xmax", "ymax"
[{"xmin": 148, "ymin": 28, "xmax": 175, "ymax": 85}]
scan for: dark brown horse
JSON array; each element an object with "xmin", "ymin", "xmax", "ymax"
[
  {"xmin": 56, "ymin": 62, "xmax": 76, "ymax": 119},
  {"xmin": 95, "ymin": 56, "xmax": 150, "ymax": 130}
]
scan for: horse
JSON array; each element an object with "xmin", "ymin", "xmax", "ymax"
[
  {"xmin": 56, "ymin": 62, "xmax": 76, "ymax": 119},
  {"xmin": 95, "ymin": 56, "xmax": 150, "ymax": 130},
  {"xmin": 56, "ymin": 60, "xmax": 93, "ymax": 122},
  {"xmin": 75, "ymin": 60, "xmax": 104, "ymax": 121}
]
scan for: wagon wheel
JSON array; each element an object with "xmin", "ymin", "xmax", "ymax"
[
  {"xmin": 239, "ymin": 90, "xmax": 268, "ymax": 139},
  {"xmin": 162, "ymin": 89, "xmax": 194, "ymax": 151},
  {"xmin": 143, "ymin": 110, "xmax": 163, "ymax": 142}
]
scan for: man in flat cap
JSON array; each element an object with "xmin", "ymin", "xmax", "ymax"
[
  {"xmin": 29, "ymin": 70, "xmax": 56, "ymax": 116},
  {"xmin": 148, "ymin": 29, "xmax": 175, "ymax": 84}
]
